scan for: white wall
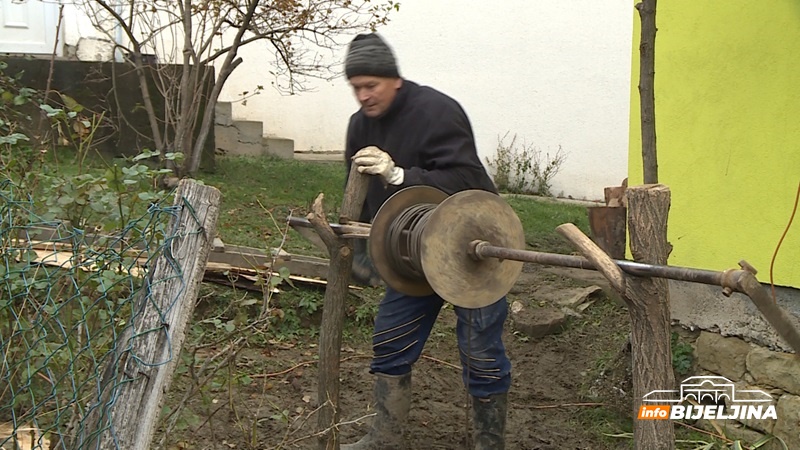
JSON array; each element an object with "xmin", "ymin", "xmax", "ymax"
[
  {"xmin": 220, "ymin": 0, "xmax": 633, "ymax": 201},
  {"xmin": 51, "ymin": 0, "xmax": 633, "ymax": 201}
]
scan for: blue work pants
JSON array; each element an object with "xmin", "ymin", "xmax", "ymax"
[{"xmin": 369, "ymin": 287, "xmax": 512, "ymax": 398}]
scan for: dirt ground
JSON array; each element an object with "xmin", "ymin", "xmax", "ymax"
[{"xmin": 169, "ymin": 263, "xmax": 638, "ymax": 450}]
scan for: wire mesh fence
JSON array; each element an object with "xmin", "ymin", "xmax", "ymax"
[{"xmin": 0, "ymin": 178, "xmax": 202, "ymax": 449}]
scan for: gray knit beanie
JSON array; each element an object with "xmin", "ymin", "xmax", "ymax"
[{"xmin": 345, "ymin": 33, "xmax": 400, "ymax": 79}]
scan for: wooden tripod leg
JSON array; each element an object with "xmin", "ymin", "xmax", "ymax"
[{"xmin": 310, "ymin": 163, "xmax": 371, "ymax": 450}]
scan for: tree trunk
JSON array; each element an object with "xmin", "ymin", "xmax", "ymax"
[
  {"xmin": 174, "ymin": 0, "xmax": 195, "ymax": 170},
  {"xmin": 626, "ymin": 184, "xmax": 674, "ymax": 449},
  {"xmin": 637, "ymin": 0, "xmax": 658, "ymax": 184},
  {"xmin": 186, "ymin": 0, "xmax": 261, "ymax": 176},
  {"xmin": 556, "ymin": 183, "xmax": 675, "ymax": 449}
]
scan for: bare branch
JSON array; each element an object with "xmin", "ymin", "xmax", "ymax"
[{"xmin": 77, "ymin": 0, "xmax": 397, "ymax": 176}]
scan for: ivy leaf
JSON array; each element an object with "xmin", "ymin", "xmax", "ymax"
[{"xmin": 60, "ymin": 93, "xmax": 84, "ymax": 113}]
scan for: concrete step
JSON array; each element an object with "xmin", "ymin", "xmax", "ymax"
[{"xmin": 293, "ymin": 151, "xmax": 344, "ymax": 162}]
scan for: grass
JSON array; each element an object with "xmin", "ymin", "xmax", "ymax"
[
  {"xmin": 200, "ymin": 156, "xmax": 345, "ymax": 255},
  {"xmin": 505, "ymin": 194, "xmax": 592, "ymax": 253}
]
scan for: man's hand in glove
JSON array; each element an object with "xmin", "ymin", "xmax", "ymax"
[{"xmin": 352, "ymin": 146, "xmax": 404, "ymax": 185}]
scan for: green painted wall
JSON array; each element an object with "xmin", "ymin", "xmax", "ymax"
[{"xmin": 629, "ymin": 1, "xmax": 800, "ymax": 288}]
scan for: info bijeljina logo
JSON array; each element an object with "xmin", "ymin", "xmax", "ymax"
[{"xmin": 638, "ymin": 376, "xmax": 777, "ymax": 420}]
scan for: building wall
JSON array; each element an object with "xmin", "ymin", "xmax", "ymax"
[
  {"xmin": 628, "ymin": 0, "xmax": 800, "ymax": 288},
  {"xmin": 221, "ymin": 0, "xmax": 634, "ymax": 201}
]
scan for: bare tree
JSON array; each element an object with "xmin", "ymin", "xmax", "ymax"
[
  {"xmin": 636, "ymin": 0, "xmax": 658, "ymax": 184},
  {"xmin": 77, "ymin": 0, "xmax": 398, "ymax": 176}
]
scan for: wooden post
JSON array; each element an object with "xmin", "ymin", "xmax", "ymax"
[
  {"xmin": 625, "ymin": 184, "xmax": 674, "ymax": 448},
  {"xmin": 81, "ymin": 180, "xmax": 221, "ymax": 450},
  {"xmin": 557, "ymin": 184, "xmax": 674, "ymax": 450},
  {"xmin": 310, "ymin": 163, "xmax": 370, "ymax": 450}
]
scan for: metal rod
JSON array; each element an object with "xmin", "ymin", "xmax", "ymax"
[
  {"xmin": 471, "ymin": 241, "xmax": 728, "ymax": 288},
  {"xmin": 292, "ymin": 217, "xmax": 729, "ymax": 287}
]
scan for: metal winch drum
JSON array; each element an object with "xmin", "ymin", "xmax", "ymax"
[{"xmin": 368, "ymin": 186, "xmax": 526, "ymax": 309}]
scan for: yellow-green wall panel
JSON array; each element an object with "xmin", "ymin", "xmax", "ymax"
[{"xmin": 629, "ymin": 1, "xmax": 800, "ymax": 287}]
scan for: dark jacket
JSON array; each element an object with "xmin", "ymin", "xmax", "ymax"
[{"xmin": 345, "ymin": 80, "xmax": 497, "ymax": 221}]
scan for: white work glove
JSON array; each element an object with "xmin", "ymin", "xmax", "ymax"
[{"xmin": 352, "ymin": 146, "xmax": 405, "ymax": 185}]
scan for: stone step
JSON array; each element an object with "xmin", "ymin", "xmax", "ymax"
[
  {"xmin": 215, "ymin": 123, "xmax": 296, "ymax": 159},
  {"xmin": 293, "ymin": 151, "xmax": 344, "ymax": 162},
  {"xmin": 263, "ymin": 136, "xmax": 294, "ymax": 159}
]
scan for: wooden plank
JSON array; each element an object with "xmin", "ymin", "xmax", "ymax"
[
  {"xmin": 25, "ymin": 228, "xmax": 335, "ymax": 289},
  {"xmin": 81, "ymin": 180, "xmax": 221, "ymax": 450}
]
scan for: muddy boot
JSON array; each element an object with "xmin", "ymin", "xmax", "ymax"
[
  {"xmin": 342, "ymin": 372, "xmax": 411, "ymax": 450},
  {"xmin": 472, "ymin": 393, "xmax": 507, "ymax": 450}
]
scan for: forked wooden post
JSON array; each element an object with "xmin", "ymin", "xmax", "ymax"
[
  {"xmin": 81, "ymin": 179, "xmax": 221, "ymax": 450},
  {"xmin": 557, "ymin": 184, "xmax": 675, "ymax": 450},
  {"xmin": 309, "ymin": 162, "xmax": 370, "ymax": 450}
]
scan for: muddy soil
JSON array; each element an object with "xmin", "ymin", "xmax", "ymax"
[{"xmin": 167, "ymin": 263, "xmax": 637, "ymax": 449}]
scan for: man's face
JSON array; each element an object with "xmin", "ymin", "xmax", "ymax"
[{"xmin": 349, "ymin": 76, "xmax": 402, "ymax": 118}]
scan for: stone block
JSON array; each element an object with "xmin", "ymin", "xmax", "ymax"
[
  {"xmin": 510, "ymin": 301, "xmax": 567, "ymax": 339},
  {"xmin": 697, "ymin": 419, "xmax": 766, "ymax": 446},
  {"xmin": 215, "ymin": 102, "xmax": 233, "ymax": 126},
  {"xmin": 214, "ymin": 125, "xmax": 239, "ymax": 153},
  {"xmin": 696, "ymin": 331, "xmax": 752, "ymax": 380},
  {"xmin": 733, "ymin": 381, "xmax": 777, "ymax": 434},
  {"xmin": 230, "ymin": 141, "xmax": 263, "ymax": 157},
  {"xmin": 772, "ymin": 394, "xmax": 800, "ymax": 449},
  {"xmin": 747, "ymin": 347, "xmax": 800, "ymax": 395},
  {"xmin": 293, "ymin": 151, "xmax": 346, "ymax": 162},
  {"xmin": 263, "ymin": 136, "xmax": 294, "ymax": 159},
  {"xmin": 233, "ymin": 120, "xmax": 263, "ymax": 144},
  {"xmin": 76, "ymin": 37, "xmax": 115, "ymax": 62}
]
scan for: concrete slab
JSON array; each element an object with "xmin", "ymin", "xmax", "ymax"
[
  {"xmin": 293, "ymin": 151, "xmax": 344, "ymax": 162},
  {"xmin": 215, "ymin": 102, "xmax": 233, "ymax": 126},
  {"xmin": 233, "ymin": 120, "xmax": 263, "ymax": 144},
  {"xmin": 263, "ymin": 136, "xmax": 294, "ymax": 159}
]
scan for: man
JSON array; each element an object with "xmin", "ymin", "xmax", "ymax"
[{"xmin": 342, "ymin": 33, "xmax": 511, "ymax": 450}]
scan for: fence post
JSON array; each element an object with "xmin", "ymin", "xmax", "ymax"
[
  {"xmin": 82, "ymin": 179, "xmax": 221, "ymax": 450},
  {"xmin": 557, "ymin": 183, "xmax": 675, "ymax": 449}
]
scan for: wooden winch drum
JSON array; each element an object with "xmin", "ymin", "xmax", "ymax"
[{"xmin": 369, "ymin": 186, "xmax": 526, "ymax": 309}]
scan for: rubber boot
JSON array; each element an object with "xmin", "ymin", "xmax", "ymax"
[
  {"xmin": 342, "ymin": 372, "xmax": 411, "ymax": 450},
  {"xmin": 472, "ymin": 392, "xmax": 508, "ymax": 450}
]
